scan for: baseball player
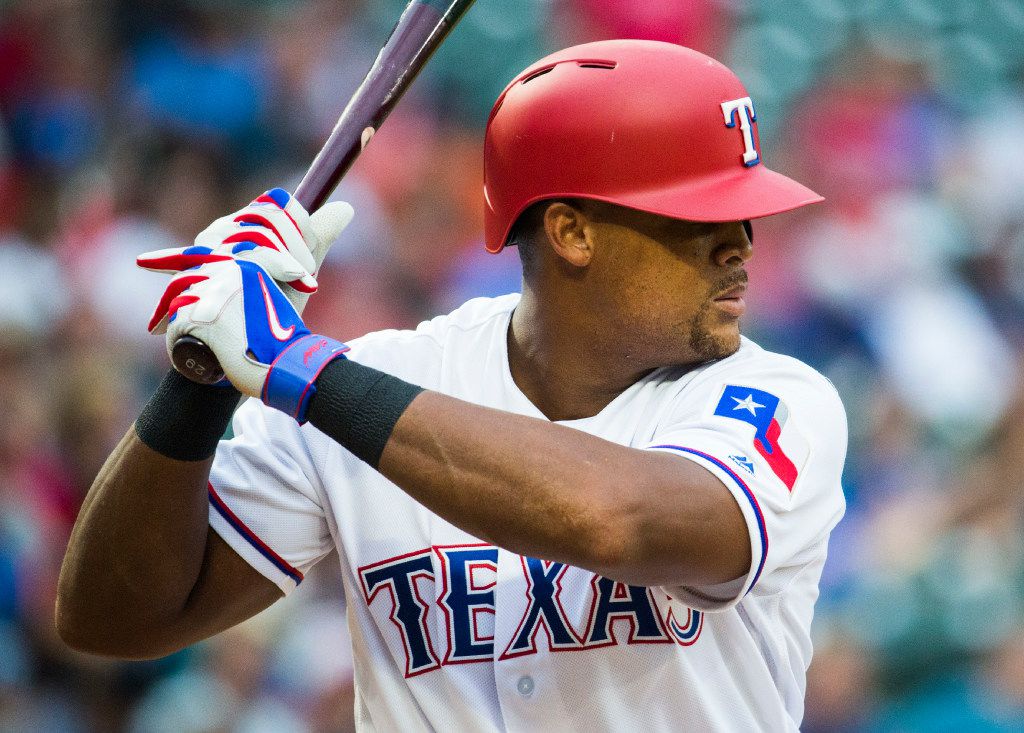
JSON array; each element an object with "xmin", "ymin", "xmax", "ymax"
[{"xmin": 58, "ymin": 41, "xmax": 846, "ymax": 732}]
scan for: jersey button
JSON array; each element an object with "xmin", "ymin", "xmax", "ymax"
[{"xmin": 516, "ymin": 675, "xmax": 535, "ymax": 698}]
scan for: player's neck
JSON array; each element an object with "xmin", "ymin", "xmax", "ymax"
[{"xmin": 508, "ymin": 291, "xmax": 656, "ymax": 422}]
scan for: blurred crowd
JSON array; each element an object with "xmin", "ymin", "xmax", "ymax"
[{"xmin": 1, "ymin": 0, "xmax": 1023, "ymax": 730}]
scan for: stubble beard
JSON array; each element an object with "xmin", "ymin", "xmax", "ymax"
[{"xmin": 687, "ymin": 299, "xmax": 742, "ymax": 364}]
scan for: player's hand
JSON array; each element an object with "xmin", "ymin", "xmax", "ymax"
[
  {"xmin": 160, "ymin": 258, "xmax": 319, "ymax": 399},
  {"xmin": 138, "ymin": 188, "xmax": 353, "ymax": 334}
]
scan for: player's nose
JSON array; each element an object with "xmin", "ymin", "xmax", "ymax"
[{"xmin": 712, "ymin": 222, "xmax": 753, "ymax": 268}]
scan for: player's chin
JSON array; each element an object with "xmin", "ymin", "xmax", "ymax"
[
  {"xmin": 691, "ymin": 321, "xmax": 741, "ymax": 363},
  {"xmin": 712, "ymin": 326, "xmax": 742, "ymax": 358}
]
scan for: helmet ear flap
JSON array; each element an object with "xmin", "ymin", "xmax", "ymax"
[{"xmin": 743, "ymin": 220, "xmax": 753, "ymax": 243}]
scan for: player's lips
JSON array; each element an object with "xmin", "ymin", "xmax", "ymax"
[{"xmin": 712, "ymin": 284, "xmax": 747, "ymax": 317}]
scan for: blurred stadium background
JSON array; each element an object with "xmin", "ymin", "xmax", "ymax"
[{"xmin": 1, "ymin": 0, "xmax": 1023, "ymax": 730}]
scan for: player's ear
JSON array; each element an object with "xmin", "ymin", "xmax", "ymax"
[{"xmin": 542, "ymin": 202, "xmax": 593, "ymax": 268}]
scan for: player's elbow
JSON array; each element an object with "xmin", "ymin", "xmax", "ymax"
[
  {"xmin": 582, "ymin": 529, "xmax": 632, "ymax": 577},
  {"xmin": 569, "ymin": 492, "xmax": 638, "ymax": 576},
  {"xmin": 575, "ymin": 479, "xmax": 681, "ymax": 586},
  {"xmin": 580, "ymin": 520, "xmax": 671, "ymax": 588},
  {"xmin": 55, "ymin": 594, "xmax": 182, "ymax": 660},
  {"xmin": 54, "ymin": 607, "xmax": 111, "ymax": 657},
  {"xmin": 56, "ymin": 621, "xmax": 183, "ymax": 661}
]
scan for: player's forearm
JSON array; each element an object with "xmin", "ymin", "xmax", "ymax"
[
  {"xmin": 57, "ymin": 371, "xmax": 240, "ymax": 658},
  {"xmin": 377, "ymin": 391, "xmax": 639, "ymax": 569},
  {"xmin": 306, "ymin": 369, "xmax": 741, "ymax": 585}
]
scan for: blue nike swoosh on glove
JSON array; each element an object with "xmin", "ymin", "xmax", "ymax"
[
  {"xmin": 258, "ymin": 272, "xmax": 296, "ymax": 341},
  {"xmin": 237, "ymin": 260, "xmax": 310, "ymax": 364}
]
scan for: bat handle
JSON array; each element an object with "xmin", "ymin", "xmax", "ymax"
[
  {"xmin": 169, "ymin": 0, "xmax": 475, "ymax": 385},
  {"xmin": 170, "ymin": 337, "xmax": 225, "ymax": 386}
]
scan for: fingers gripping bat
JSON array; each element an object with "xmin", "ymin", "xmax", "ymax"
[{"xmin": 171, "ymin": 0, "xmax": 478, "ymax": 385}]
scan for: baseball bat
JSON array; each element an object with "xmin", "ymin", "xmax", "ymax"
[{"xmin": 171, "ymin": 0, "xmax": 477, "ymax": 385}]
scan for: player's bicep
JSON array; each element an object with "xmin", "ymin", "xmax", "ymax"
[
  {"xmin": 208, "ymin": 400, "xmax": 335, "ymax": 594},
  {"xmin": 170, "ymin": 528, "xmax": 284, "ymax": 649},
  {"xmin": 627, "ymin": 448, "xmax": 752, "ymax": 588},
  {"xmin": 643, "ymin": 443, "xmax": 770, "ymax": 610},
  {"xmin": 644, "ymin": 379, "xmax": 847, "ymax": 611}
]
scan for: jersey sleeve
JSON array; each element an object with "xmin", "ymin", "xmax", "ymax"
[
  {"xmin": 208, "ymin": 398, "xmax": 334, "ymax": 595},
  {"xmin": 645, "ymin": 356, "xmax": 847, "ymax": 612}
]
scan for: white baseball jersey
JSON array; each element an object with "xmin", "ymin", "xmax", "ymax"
[{"xmin": 208, "ymin": 293, "xmax": 846, "ymax": 732}]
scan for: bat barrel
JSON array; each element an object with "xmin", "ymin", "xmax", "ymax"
[
  {"xmin": 294, "ymin": 0, "xmax": 476, "ymax": 212},
  {"xmin": 171, "ymin": 0, "xmax": 477, "ymax": 385}
]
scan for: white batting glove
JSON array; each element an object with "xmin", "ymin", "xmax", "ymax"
[
  {"xmin": 159, "ymin": 258, "xmax": 348, "ymax": 401},
  {"xmin": 138, "ymin": 188, "xmax": 353, "ymax": 335}
]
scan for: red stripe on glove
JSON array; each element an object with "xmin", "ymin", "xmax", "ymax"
[
  {"xmin": 223, "ymin": 230, "xmax": 283, "ymax": 253},
  {"xmin": 254, "ymin": 193, "xmax": 303, "ymax": 236},
  {"xmin": 147, "ymin": 274, "xmax": 208, "ymax": 332},
  {"xmin": 287, "ymin": 278, "xmax": 317, "ymax": 294},
  {"xmin": 136, "ymin": 252, "xmax": 232, "ymax": 272},
  {"xmin": 233, "ymin": 213, "xmax": 289, "ymax": 252},
  {"xmin": 167, "ymin": 294, "xmax": 201, "ymax": 320}
]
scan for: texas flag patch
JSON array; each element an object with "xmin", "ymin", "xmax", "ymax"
[{"xmin": 713, "ymin": 385, "xmax": 809, "ymax": 492}]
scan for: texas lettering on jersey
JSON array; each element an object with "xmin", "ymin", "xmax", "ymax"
[
  {"xmin": 208, "ymin": 296, "xmax": 847, "ymax": 729},
  {"xmin": 358, "ymin": 544, "xmax": 704, "ymax": 678}
]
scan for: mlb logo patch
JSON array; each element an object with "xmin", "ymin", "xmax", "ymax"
[
  {"xmin": 714, "ymin": 385, "xmax": 809, "ymax": 492},
  {"xmin": 728, "ymin": 454, "xmax": 756, "ymax": 476}
]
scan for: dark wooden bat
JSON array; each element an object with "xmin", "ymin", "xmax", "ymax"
[{"xmin": 171, "ymin": 0, "xmax": 477, "ymax": 385}]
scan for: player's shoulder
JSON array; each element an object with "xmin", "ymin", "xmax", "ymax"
[
  {"xmin": 421, "ymin": 292, "xmax": 521, "ymax": 338},
  {"xmin": 699, "ymin": 338, "xmax": 838, "ymax": 396},
  {"xmin": 678, "ymin": 336, "xmax": 845, "ymax": 425},
  {"xmin": 349, "ymin": 294, "xmax": 517, "ymax": 348},
  {"xmin": 344, "ymin": 294, "xmax": 519, "ymax": 377}
]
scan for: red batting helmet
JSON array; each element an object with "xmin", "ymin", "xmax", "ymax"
[{"xmin": 483, "ymin": 40, "xmax": 823, "ymax": 253}]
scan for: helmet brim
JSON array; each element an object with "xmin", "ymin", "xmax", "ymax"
[
  {"xmin": 487, "ymin": 165, "xmax": 822, "ymax": 253},
  {"xmin": 598, "ymin": 164, "xmax": 823, "ymax": 226}
]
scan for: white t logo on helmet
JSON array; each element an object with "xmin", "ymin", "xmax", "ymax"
[{"xmin": 721, "ymin": 97, "xmax": 760, "ymax": 167}]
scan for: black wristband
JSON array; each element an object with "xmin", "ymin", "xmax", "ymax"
[
  {"xmin": 135, "ymin": 370, "xmax": 242, "ymax": 461},
  {"xmin": 305, "ymin": 358, "xmax": 424, "ymax": 469}
]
